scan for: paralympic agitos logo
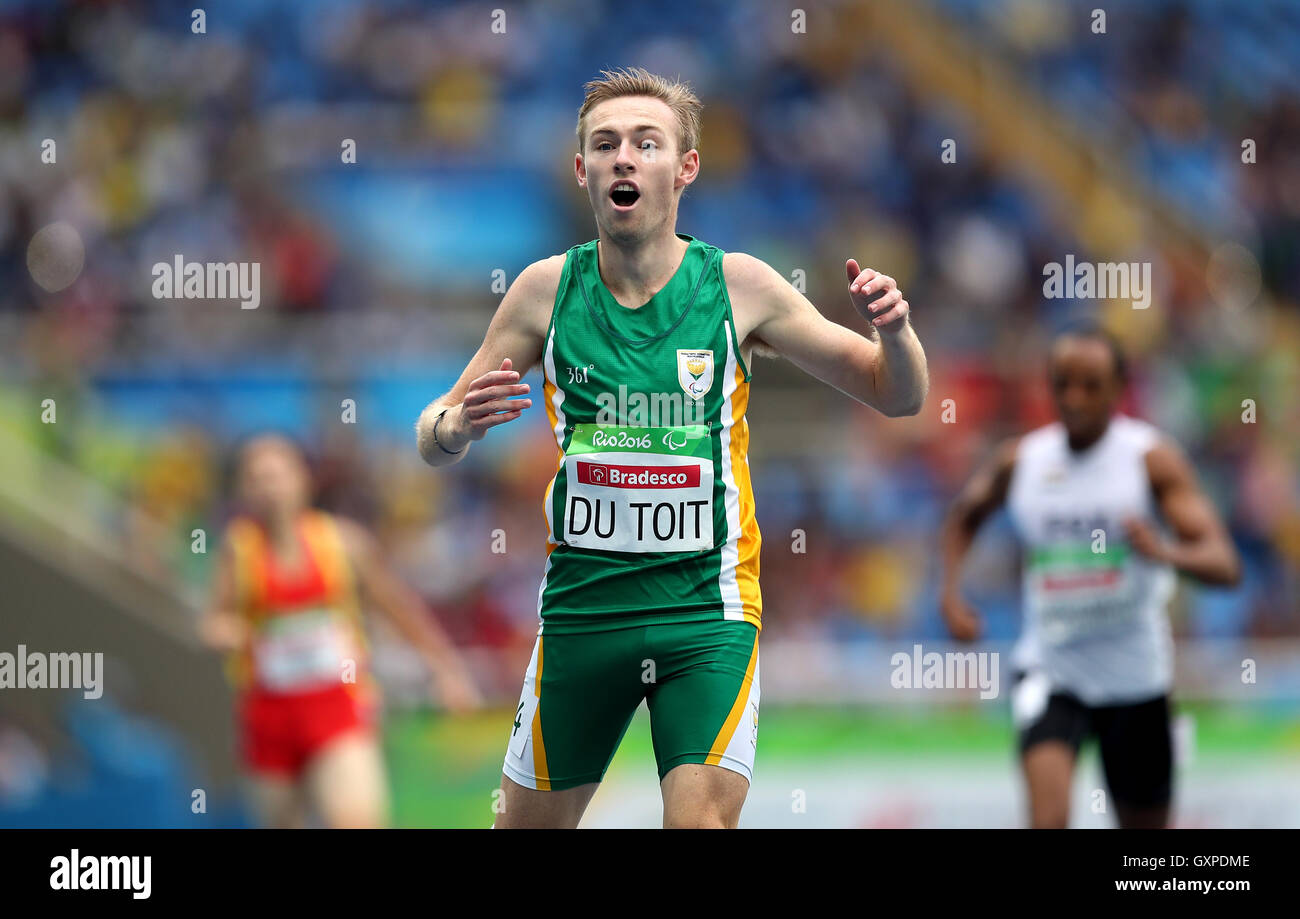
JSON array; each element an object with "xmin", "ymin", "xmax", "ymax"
[{"xmin": 662, "ymin": 430, "xmax": 687, "ymax": 451}]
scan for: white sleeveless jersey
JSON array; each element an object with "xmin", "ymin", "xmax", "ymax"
[{"xmin": 1006, "ymin": 415, "xmax": 1176, "ymax": 704}]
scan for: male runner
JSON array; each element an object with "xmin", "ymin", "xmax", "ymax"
[
  {"xmin": 201, "ymin": 434, "xmax": 481, "ymax": 828},
  {"xmin": 940, "ymin": 326, "xmax": 1240, "ymax": 828},
  {"xmin": 416, "ymin": 67, "xmax": 928, "ymax": 828}
]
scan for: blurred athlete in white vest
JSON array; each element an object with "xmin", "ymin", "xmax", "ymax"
[{"xmin": 940, "ymin": 325, "xmax": 1239, "ymax": 829}]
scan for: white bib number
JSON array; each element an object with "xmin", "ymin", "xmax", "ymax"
[
  {"xmin": 561, "ymin": 424, "xmax": 714, "ymax": 553},
  {"xmin": 252, "ymin": 609, "xmax": 354, "ymax": 691},
  {"xmin": 1029, "ymin": 546, "xmax": 1141, "ymax": 645}
]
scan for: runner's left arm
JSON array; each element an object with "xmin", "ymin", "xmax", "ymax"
[
  {"xmin": 336, "ymin": 518, "xmax": 484, "ymax": 712},
  {"xmin": 729, "ymin": 253, "xmax": 928, "ymax": 417},
  {"xmin": 1125, "ymin": 441, "xmax": 1242, "ymax": 586}
]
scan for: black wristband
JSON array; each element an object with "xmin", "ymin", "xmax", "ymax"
[{"xmin": 433, "ymin": 408, "xmax": 464, "ymax": 455}]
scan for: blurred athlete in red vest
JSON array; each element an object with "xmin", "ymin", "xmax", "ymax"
[{"xmin": 201, "ymin": 434, "xmax": 481, "ymax": 828}]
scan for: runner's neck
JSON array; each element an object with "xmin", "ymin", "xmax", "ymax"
[
  {"xmin": 1065, "ymin": 417, "xmax": 1113, "ymax": 455},
  {"xmin": 261, "ymin": 512, "xmax": 307, "ymax": 569},
  {"xmin": 597, "ymin": 233, "xmax": 690, "ymax": 310}
]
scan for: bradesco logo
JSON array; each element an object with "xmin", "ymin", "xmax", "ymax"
[
  {"xmin": 576, "ymin": 461, "xmax": 700, "ymax": 489},
  {"xmin": 1042, "ymin": 569, "xmax": 1123, "ymax": 591}
]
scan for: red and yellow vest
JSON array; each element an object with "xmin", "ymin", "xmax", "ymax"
[{"xmin": 225, "ymin": 510, "xmax": 373, "ymax": 699}]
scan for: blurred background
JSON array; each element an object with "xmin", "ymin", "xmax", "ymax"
[{"xmin": 0, "ymin": 0, "xmax": 1297, "ymax": 827}]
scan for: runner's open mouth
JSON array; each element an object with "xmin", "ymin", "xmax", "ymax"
[{"xmin": 610, "ymin": 184, "xmax": 640, "ymax": 207}]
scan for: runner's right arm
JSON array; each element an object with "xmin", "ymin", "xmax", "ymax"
[
  {"xmin": 199, "ymin": 536, "xmax": 247, "ymax": 652},
  {"xmin": 415, "ymin": 256, "xmax": 561, "ymax": 467},
  {"xmin": 939, "ymin": 437, "xmax": 1019, "ymax": 641}
]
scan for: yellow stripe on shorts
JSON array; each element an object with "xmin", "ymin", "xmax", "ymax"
[
  {"xmin": 705, "ymin": 632, "xmax": 759, "ymax": 765},
  {"xmin": 531, "ymin": 636, "xmax": 550, "ymax": 790}
]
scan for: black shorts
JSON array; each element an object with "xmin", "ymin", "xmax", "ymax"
[{"xmin": 1014, "ymin": 671, "xmax": 1174, "ymax": 809}]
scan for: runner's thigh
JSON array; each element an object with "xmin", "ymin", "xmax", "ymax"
[{"xmin": 502, "ymin": 628, "xmax": 648, "ymax": 795}]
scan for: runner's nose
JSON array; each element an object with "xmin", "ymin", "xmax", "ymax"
[{"xmin": 614, "ymin": 140, "xmax": 637, "ymax": 171}]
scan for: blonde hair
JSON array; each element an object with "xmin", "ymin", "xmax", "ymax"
[{"xmin": 576, "ymin": 67, "xmax": 702, "ymax": 157}]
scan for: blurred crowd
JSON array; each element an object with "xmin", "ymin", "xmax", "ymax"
[{"xmin": 0, "ymin": 0, "xmax": 1296, "ymax": 681}]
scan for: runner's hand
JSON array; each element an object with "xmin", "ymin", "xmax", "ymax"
[
  {"xmin": 1123, "ymin": 517, "xmax": 1169, "ymax": 564},
  {"xmin": 199, "ymin": 612, "xmax": 247, "ymax": 652},
  {"xmin": 434, "ymin": 672, "xmax": 484, "ymax": 715},
  {"xmin": 941, "ymin": 592, "xmax": 984, "ymax": 642},
  {"xmin": 847, "ymin": 260, "xmax": 910, "ymax": 334},
  {"xmin": 455, "ymin": 358, "xmax": 532, "ymax": 442}
]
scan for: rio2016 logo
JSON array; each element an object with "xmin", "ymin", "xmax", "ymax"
[{"xmin": 592, "ymin": 429, "xmax": 652, "ymax": 450}]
